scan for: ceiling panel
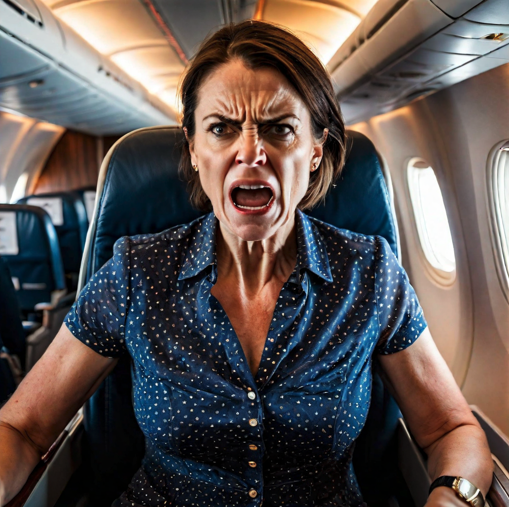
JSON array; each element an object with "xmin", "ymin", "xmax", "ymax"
[
  {"xmin": 54, "ymin": 0, "xmax": 167, "ymax": 55},
  {"xmin": 262, "ymin": 0, "xmax": 361, "ymax": 63},
  {"xmin": 38, "ymin": 0, "xmax": 384, "ymax": 114},
  {"xmin": 111, "ymin": 45, "xmax": 184, "ymax": 94}
]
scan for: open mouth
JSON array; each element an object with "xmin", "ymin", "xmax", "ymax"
[{"xmin": 231, "ymin": 184, "xmax": 274, "ymax": 211}]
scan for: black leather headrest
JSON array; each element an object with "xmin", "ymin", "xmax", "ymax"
[{"xmin": 83, "ymin": 127, "xmax": 398, "ymax": 286}]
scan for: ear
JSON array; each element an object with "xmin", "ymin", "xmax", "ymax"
[
  {"xmin": 183, "ymin": 127, "xmax": 196, "ymax": 163},
  {"xmin": 311, "ymin": 128, "xmax": 328, "ymax": 171}
]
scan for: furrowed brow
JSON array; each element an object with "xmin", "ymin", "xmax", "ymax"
[
  {"xmin": 258, "ymin": 114, "xmax": 300, "ymax": 125},
  {"xmin": 202, "ymin": 114, "xmax": 243, "ymax": 127}
]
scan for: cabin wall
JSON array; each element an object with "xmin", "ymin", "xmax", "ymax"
[
  {"xmin": 351, "ymin": 63, "xmax": 509, "ymax": 435},
  {"xmin": 32, "ymin": 132, "xmax": 121, "ymax": 194},
  {"xmin": 0, "ymin": 111, "xmax": 64, "ymax": 203}
]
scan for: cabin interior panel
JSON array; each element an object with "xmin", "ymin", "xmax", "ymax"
[
  {"xmin": 32, "ymin": 130, "xmax": 121, "ymax": 194},
  {"xmin": 351, "ymin": 62, "xmax": 509, "ymax": 435},
  {"xmin": 0, "ymin": 111, "xmax": 64, "ymax": 203}
]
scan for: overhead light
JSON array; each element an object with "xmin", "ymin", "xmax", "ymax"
[{"xmin": 481, "ymin": 33, "xmax": 509, "ymax": 42}]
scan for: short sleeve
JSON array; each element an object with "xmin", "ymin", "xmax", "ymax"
[
  {"xmin": 64, "ymin": 237, "xmax": 131, "ymax": 357},
  {"xmin": 374, "ymin": 237, "xmax": 427, "ymax": 355}
]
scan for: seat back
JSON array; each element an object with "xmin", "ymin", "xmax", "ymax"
[
  {"xmin": 74, "ymin": 186, "xmax": 97, "ymax": 224},
  {"xmin": 18, "ymin": 192, "xmax": 88, "ymax": 287},
  {"xmin": 0, "ymin": 204, "xmax": 66, "ymax": 313},
  {"xmin": 0, "ymin": 256, "xmax": 26, "ymax": 403},
  {"xmin": 79, "ymin": 126, "xmax": 400, "ymax": 504}
]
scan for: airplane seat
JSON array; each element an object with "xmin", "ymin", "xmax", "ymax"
[
  {"xmin": 0, "ymin": 256, "xmax": 25, "ymax": 404},
  {"xmin": 70, "ymin": 126, "xmax": 404, "ymax": 506},
  {"xmin": 17, "ymin": 192, "xmax": 88, "ymax": 291},
  {"xmin": 0, "ymin": 204, "xmax": 70, "ymax": 370}
]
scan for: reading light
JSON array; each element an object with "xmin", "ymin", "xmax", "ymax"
[
  {"xmin": 28, "ymin": 79, "xmax": 44, "ymax": 88},
  {"xmin": 481, "ymin": 33, "xmax": 509, "ymax": 42}
]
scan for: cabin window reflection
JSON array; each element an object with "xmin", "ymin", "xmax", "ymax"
[
  {"xmin": 487, "ymin": 141, "xmax": 509, "ymax": 302},
  {"xmin": 407, "ymin": 158, "xmax": 456, "ymax": 279}
]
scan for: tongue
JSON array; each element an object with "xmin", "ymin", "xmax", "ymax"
[{"xmin": 234, "ymin": 188, "xmax": 273, "ymax": 207}]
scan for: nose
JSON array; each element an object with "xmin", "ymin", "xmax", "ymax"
[{"xmin": 235, "ymin": 129, "xmax": 267, "ymax": 167}]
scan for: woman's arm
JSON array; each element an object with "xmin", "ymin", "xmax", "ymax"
[
  {"xmin": 378, "ymin": 327, "xmax": 493, "ymax": 506},
  {"xmin": 0, "ymin": 325, "xmax": 118, "ymax": 505}
]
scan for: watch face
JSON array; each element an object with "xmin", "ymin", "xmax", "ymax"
[{"xmin": 453, "ymin": 477, "xmax": 484, "ymax": 507}]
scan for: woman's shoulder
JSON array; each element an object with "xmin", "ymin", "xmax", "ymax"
[
  {"xmin": 115, "ymin": 213, "xmax": 213, "ymax": 256},
  {"xmin": 304, "ymin": 213, "xmax": 384, "ymax": 255}
]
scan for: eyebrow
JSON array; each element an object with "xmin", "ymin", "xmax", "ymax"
[{"xmin": 202, "ymin": 113, "xmax": 300, "ymax": 125}]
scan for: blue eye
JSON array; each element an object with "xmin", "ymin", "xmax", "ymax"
[{"xmin": 209, "ymin": 123, "xmax": 233, "ymax": 136}]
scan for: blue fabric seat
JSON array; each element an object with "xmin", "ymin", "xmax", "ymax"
[
  {"xmin": 0, "ymin": 204, "xmax": 66, "ymax": 315},
  {"xmin": 18, "ymin": 191, "xmax": 88, "ymax": 289},
  {"xmin": 78, "ymin": 126, "xmax": 403, "ymax": 505},
  {"xmin": 0, "ymin": 256, "xmax": 26, "ymax": 404}
]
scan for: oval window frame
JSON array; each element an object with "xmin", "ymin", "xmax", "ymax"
[
  {"xmin": 406, "ymin": 157, "xmax": 456, "ymax": 287},
  {"xmin": 486, "ymin": 141, "xmax": 509, "ymax": 304}
]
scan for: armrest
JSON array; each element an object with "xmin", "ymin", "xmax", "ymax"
[
  {"xmin": 22, "ymin": 322, "xmax": 41, "ymax": 336},
  {"xmin": 398, "ymin": 409, "xmax": 509, "ymax": 507},
  {"xmin": 33, "ymin": 303, "xmax": 54, "ymax": 312},
  {"xmin": 5, "ymin": 411, "xmax": 83, "ymax": 507}
]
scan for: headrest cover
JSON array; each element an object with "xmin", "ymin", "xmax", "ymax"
[
  {"xmin": 84, "ymin": 127, "xmax": 398, "ymax": 286},
  {"xmin": 18, "ymin": 191, "xmax": 88, "ymax": 248}
]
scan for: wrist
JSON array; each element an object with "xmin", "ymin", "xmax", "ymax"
[{"xmin": 427, "ymin": 486, "xmax": 474, "ymax": 507}]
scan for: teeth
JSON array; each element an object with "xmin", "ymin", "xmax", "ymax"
[
  {"xmin": 235, "ymin": 196, "xmax": 274, "ymax": 211},
  {"xmin": 237, "ymin": 185, "xmax": 268, "ymax": 190}
]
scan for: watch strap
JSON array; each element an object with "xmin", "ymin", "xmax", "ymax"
[{"xmin": 429, "ymin": 476, "xmax": 485, "ymax": 507}]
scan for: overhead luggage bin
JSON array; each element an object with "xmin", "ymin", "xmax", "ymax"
[
  {"xmin": 430, "ymin": 0, "xmax": 484, "ymax": 18},
  {"xmin": 0, "ymin": 0, "xmax": 175, "ymax": 134},
  {"xmin": 329, "ymin": 0, "xmax": 509, "ymax": 124}
]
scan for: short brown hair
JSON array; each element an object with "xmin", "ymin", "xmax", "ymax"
[{"xmin": 179, "ymin": 20, "xmax": 346, "ymax": 211}]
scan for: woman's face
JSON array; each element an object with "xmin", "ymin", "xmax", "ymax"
[{"xmin": 188, "ymin": 59, "xmax": 324, "ymax": 242}]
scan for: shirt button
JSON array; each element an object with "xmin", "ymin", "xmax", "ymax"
[
  {"xmin": 248, "ymin": 461, "xmax": 257, "ymax": 468},
  {"xmin": 249, "ymin": 444, "xmax": 258, "ymax": 451},
  {"xmin": 249, "ymin": 418, "xmax": 258, "ymax": 427},
  {"xmin": 249, "ymin": 489, "xmax": 258, "ymax": 498},
  {"xmin": 247, "ymin": 391, "xmax": 256, "ymax": 400}
]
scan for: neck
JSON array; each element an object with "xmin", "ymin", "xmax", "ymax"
[{"xmin": 216, "ymin": 214, "xmax": 297, "ymax": 294}]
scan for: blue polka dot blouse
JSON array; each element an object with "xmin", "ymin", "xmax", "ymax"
[{"xmin": 65, "ymin": 210, "xmax": 427, "ymax": 507}]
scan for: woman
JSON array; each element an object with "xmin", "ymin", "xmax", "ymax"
[{"xmin": 0, "ymin": 20, "xmax": 493, "ymax": 507}]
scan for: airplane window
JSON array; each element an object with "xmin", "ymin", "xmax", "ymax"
[
  {"xmin": 407, "ymin": 158, "xmax": 456, "ymax": 276},
  {"xmin": 487, "ymin": 141, "xmax": 509, "ymax": 301}
]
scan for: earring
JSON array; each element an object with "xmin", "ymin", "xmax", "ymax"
[
  {"xmin": 192, "ymin": 164, "xmax": 198, "ymax": 172},
  {"xmin": 311, "ymin": 162, "xmax": 318, "ymax": 172}
]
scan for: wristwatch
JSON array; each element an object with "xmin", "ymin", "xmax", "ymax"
[{"xmin": 429, "ymin": 476, "xmax": 485, "ymax": 507}]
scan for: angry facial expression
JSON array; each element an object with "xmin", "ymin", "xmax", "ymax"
[{"xmin": 188, "ymin": 59, "xmax": 324, "ymax": 242}]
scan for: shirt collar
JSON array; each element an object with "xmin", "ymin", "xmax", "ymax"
[
  {"xmin": 294, "ymin": 210, "xmax": 333, "ymax": 283},
  {"xmin": 178, "ymin": 210, "xmax": 332, "ymax": 283},
  {"xmin": 178, "ymin": 212, "xmax": 217, "ymax": 281}
]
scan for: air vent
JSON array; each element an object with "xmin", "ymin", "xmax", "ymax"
[
  {"xmin": 2, "ymin": 0, "xmax": 42, "ymax": 26},
  {"xmin": 370, "ymin": 81, "xmax": 392, "ymax": 89},
  {"xmin": 351, "ymin": 93, "xmax": 370, "ymax": 99},
  {"xmin": 405, "ymin": 88, "xmax": 437, "ymax": 101},
  {"xmin": 98, "ymin": 66, "xmax": 134, "ymax": 93},
  {"xmin": 388, "ymin": 71, "xmax": 429, "ymax": 79}
]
